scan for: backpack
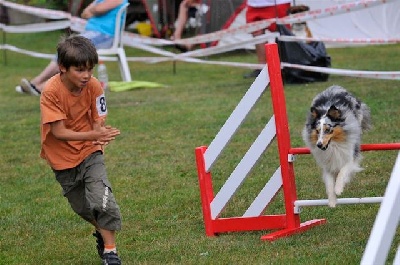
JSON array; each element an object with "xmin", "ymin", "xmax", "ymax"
[{"xmin": 276, "ymin": 24, "xmax": 331, "ymax": 84}]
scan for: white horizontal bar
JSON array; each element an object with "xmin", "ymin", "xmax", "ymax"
[{"xmin": 295, "ymin": 197, "xmax": 383, "ymax": 208}]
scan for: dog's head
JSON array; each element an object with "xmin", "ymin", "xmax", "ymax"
[
  {"xmin": 287, "ymin": 5, "xmax": 310, "ymax": 15},
  {"xmin": 287, "ymin": 5, "xmax": 311, "ymax": 37},
  {"xmin": 309, "ymin": 105, "xmax": 346, "ymax": 150}
]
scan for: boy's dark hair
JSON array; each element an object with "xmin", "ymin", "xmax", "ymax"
[{"xmin": 57, "ymin": 34, "xmax": 98, "ymax": 69}]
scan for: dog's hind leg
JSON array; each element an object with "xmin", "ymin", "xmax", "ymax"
[{"xmin": 323, "ymin": 170, "xmax": 337, "ymax": 207}]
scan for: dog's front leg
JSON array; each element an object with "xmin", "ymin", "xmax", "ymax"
[
  {"xmin": 323, "ymin": 170, "xmax": 337, "ymax": 207},
  {"xmin": 335, "ymin": 165, "xmax": 349, "ymax": 196},
  {"xmin": 336, "ymin": 160, "xmax": 362, "ymax": 196}
]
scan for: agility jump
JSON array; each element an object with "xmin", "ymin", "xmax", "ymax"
[{"xmin": 194, "ymin": 43, "xmax": 400, "ymax": 241}]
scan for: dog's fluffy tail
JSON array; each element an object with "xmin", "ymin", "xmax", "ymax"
[{"xmin": 360, "ymin": 102, "xmax": 372, "ymax": 132}]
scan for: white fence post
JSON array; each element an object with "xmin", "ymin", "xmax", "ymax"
[{"xmin": 361, "ymin": 151, "xmax": 400, "ymax": 265}]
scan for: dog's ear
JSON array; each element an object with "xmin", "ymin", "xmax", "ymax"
[
  {"xmin": 327, "ymin": 105, "xmax": 341, "ymax": 120},
  {"xmin": 310, "ymin": 107, "xmax": 319, "ymax": 120}
]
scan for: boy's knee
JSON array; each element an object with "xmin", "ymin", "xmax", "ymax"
[
  {"xmin": 97, "ymin": 207, "xmax": 122, "ymax": 231},
  {"xmin": 91, "ymin": 185, "xmax": 122, "ymax": 231}
]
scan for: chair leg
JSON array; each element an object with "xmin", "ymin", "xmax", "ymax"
[{"xmin": 117, "ymin": 48, "xmax": 132, "ymax": 82}]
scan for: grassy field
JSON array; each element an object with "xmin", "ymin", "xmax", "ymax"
[{"xmin": 1, "ymin": 30, "xmax": 400, "ymax": 264}]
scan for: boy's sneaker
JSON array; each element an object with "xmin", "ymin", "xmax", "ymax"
[
  {"xmin": 15, "ymin": 85, "xmax": 25, "ymax": 94},
  {"xmin": 102, "ymin": 251, "xmax": 121, "ymax": 265},
  {"xmin": 20, "ymin": 78, "xmax": 41, "ymax": 96},
  {"xmin": 92, "ymin": 230, "xmax": 104, "ymax": 258}
]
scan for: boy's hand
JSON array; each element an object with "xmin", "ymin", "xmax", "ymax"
[{"xmin": 93, "ymin": 125, "xmax": 120, "ymax": 145}]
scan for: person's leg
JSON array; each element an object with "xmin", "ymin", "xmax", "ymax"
[
  {"xmin": 18, "ymin": 59, "xmax": 58, "ymax": 95},
  {"xmin": 98, "ymin": 229, "xmax": 117, "ymax": 248},
  {"xmin": 80, "ymin": 30, "xmax": 114, "ymax": 49},
  {"xmin": 18, "ymin": 31, "xmax": 113, "ymax": 95},
  {"xmin": 83, "ymin": 152, "xmax": 122, "ymax": 257},
  {"xmin": 244, "ymin": 6, "xmax": 264, "ymax": 78},
  {"xmin": 171, "ymin": 0, "xmax": 196, "ymax": 51},
  {"xmin": 258, "ymin": 3, "xmax": 290, "ymax": 64},
  {"xmin": 172, "ymin": 0, "xmax": 189, "ymax": 40},
  {"xmin": 30, "ymin": 60, "xmax": 59, "ymax": 91},
  {"xmin": 244, "ymin": 4, "xmax": 290, "ymax": 78},
  {"xmin": 54, "ymin": 153, "xmax": 121, "ymax": 263},
  {"xmin": 254, "ymin": 32, "xmax": 266, "ymax": 65},
  {"xmin": 89, "ymin": 221, "xmax": 117, "ymax": 253}
]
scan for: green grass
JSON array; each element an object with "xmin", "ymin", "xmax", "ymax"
[{"xmin": 1, "ymin": 31, "xmax": 400, "ymax": 264}]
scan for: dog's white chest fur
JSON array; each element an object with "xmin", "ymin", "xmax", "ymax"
[
  {"xmin": 291, "ymin": 23, "xmax": 308, "ymax": 38},
  {"xmin": 311, "ymin": 142, "xmax": 354, "ymax": 174}
]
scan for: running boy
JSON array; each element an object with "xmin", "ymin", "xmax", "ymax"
[{"xmin": 40, "ymin": 35, "xmax": 122, "ymax": 265}]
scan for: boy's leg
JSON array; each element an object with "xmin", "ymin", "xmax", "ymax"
[
  {"xmin": 83, "ymin": 152, "xmax": 122, "ymax": 253},
  {"xmin": 54, "ymin": 152, "xmax": 122, "ymax": 265},
  {"xmin": 99, "ymin": 229, "xmax": 117, "ymax": 249}
]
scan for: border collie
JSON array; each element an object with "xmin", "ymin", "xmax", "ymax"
[
  {"xmin": 287, "ymin": 5, "xmax": 312, "ymax": 39},
  {"xmin": 302, "ymin": 85, "xmax": 372, "ymax": 207}
]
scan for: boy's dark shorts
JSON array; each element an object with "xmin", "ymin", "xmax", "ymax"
[{"xmin": 53, "ymin": 151, "xmax": 122, "ymax": 231}]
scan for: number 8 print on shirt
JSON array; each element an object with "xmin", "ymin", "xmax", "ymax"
[{"xmin": 96, "ymin": 93, "xmax": 108, "ymax": 116}]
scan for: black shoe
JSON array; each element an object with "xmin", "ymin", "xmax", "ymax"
[
  {"xmin": 102, "ymin": 251, "xmax": 121, "ymax": 265},
  {"xmin": 174, "ymin": 44, "xmax": 189, "ymax": 53},
  {"xmin": 20, "ymin": 78, "xmax": 41, "ymax": 96},
  {"xmin": 93, "ymin": 230, "xmax": 104, "ymax": 258},
  {"xmin": 243, "ymin": 69, "xmax": 262, "ymax": 79}
]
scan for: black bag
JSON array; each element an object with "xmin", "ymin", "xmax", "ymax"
[{"xmin": 276, "ymin": 24, "xmax": 331, "ymax": 84}]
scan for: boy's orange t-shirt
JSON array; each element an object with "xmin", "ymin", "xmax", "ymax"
[{"xmin": 40, "ymin": 74, "xmax": 107, "ymax": 170}]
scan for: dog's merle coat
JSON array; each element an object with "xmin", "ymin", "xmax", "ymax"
[{"xmin": 302, "ymin": 85, "xmax": 371, "ymax": 207}]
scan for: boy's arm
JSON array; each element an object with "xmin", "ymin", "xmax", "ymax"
[
  {"xmin": 50, "ymin": 119, "xmax": 120, "ymax": 144},
  {"xmin": 92, "ymin": 119, "xmax": 116, "ymax": 145}
]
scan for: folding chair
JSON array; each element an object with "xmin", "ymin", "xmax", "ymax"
[{"xmin": 97, "ymin": 3, "xmax": 132, "ymax": 82}]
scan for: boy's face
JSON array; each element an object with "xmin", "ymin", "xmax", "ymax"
[{"xmin": 60, "ymin": 64, "xmax": 94, "ymax": 90}]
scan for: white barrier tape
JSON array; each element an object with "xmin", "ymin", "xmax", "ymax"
[
  {"xmin": 121, "ymin": 0, "xmax": 395, "ymax": 47},
  {"xmin": 0, "ymin": 43, "xmax": 261, "ymax": 69},
  {"xmin": 278, "ymin": 35, "xmax": 400, "ymax": 44},
  {"xmin": 82, "ymin": 0, "xmax": 400, "ymax": 47},
  {"xmin": 282, "ymin": 62, "xmax": 400, "ymax": 80},
  {"xmin": 180, "ymin": 59, "xmax": 261, "ymax": 69},
  {"xmin": 125, "ymin": 55, "xmax": 263, "ymax": 70},
  {"xmin": 0, "ymin": 0, "xmax": 71, "ymax": 20},
  {"xmin": 2, "ymin": 0, "xmax": 398, "ymax": 80},
  {"xmin": 0, "ymin": 44, "xmax": 55, "ymax": 59},
  {"xmin": 125, "ymin": 33, "xmax": 277, "ymax": 65},
  {"xmin": 277, "ymin": 0, "xmax": 396, "ymax": 25},
  {"xmin": 70, "ymin": 16, "xmax": 86, "ymax": 33},
  {"xmin": 124, "ymin": 41, "xmax": 177, "ymax": 58},
  {"xmin": 124, "ymin": 32, "xmax": 174, "ymax": 47},
  {"xmin": 0, "ymin": 44, "xmax": 120, "ymax": 62},
  {"xmin": 0, "ymin": 20, "xmax": 70, "ymax": 33},
  {"xmin": 172, "ymin": 33, "xmax": 278, "ymax": 59},
  {"xmin": 173, "ymin": 19, "xmax": 273, "ymax": 46},
  {"xmin": 1, "ymin": 0, "xmax": 394, "ymax": 49},
  {"xmin": 3, "ymin": 43, "xmax": 398, "ymax": 79}
]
